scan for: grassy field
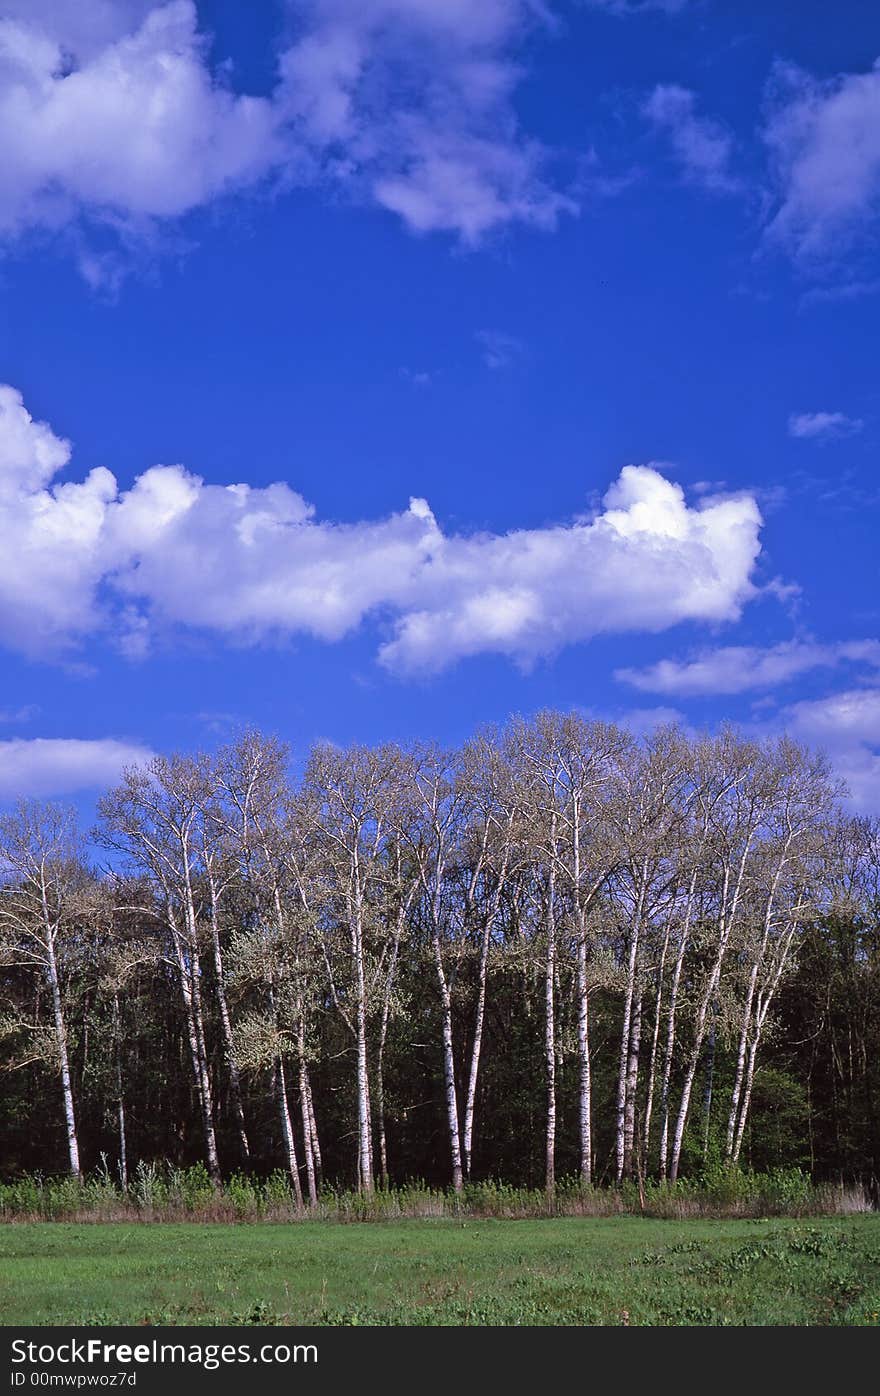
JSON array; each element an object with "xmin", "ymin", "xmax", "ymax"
[{"xmin": 1, "ymin": 1216, "xmax": 878, "ymax": 1326}]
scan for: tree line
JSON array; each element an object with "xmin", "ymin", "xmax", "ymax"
[{"xmin": 1, "ymin": 714, "xmax": 878, "ymax": 1197}]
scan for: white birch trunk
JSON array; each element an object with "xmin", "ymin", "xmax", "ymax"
[
  {"xmin": 575, "ymin": 923, "xmax": 592, "ymax": 1185},
  {"xmin": 616, "ymin": 863, "xmax": 647, "ymax": 1182},
  {"xmin": 544, "ymin": 834, "xmax": 558, "ymax": 1196},
  {"xmin": 432, "ymin": 930, "xmax": 464, "ymax": 1192},
  {"xmin": 207, "ymin": 883, "xmax": 250, "ymax": 1161},
  {"xmin": 622, "ymin": 989, "xmax": 643, "ymax": 1180},
  {"xmin": 46, "ymin": 933, "xmax": 80, "ymax": 1179},
  {"xmin": 658, "ymin": 871, "xmax": 696, "ymax": 1179},
  {"xmin": 669, "ymin": 844, "xmax": 751, "ymax": 1180},
  {"xmin": 275, "ymin": 1056, "xmax": 303, "ymax": 1206},
  {"xmin": 297, "ymin": 1023, "xmax": 318, "ymax": 1206}
]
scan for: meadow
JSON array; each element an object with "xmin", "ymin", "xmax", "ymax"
[{"xmin": 1, "ymin": 1215, "xmax": 878, "ymax": 1326}]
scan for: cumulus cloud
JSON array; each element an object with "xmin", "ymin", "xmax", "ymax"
[
  {"xmin": 764, "ymin": 58, "xmax": 880, "ymax": 262},
  {"xmin": 0, "ymin": 385, "xmax": 117, "ymax": 653},
  {"xmin": 643, "ymin": 84, "xmax": 739, "ymax": 193},
  {"xmin": 0, "ymin": 384, "xmax": 764, "ymax": 673},
  {"xmin": 617, "ymin": 638, "xmax": 880, "ymax": 697},
  {"xmin": 0, "ymin": 2, "xmax": 285, "ymax": 237},
  {"xmin": 379, "ymin": 468, "xmax": 762, "ymax": 672},
  {"xmin": 787, "ymin": 411, "xmax": 863, "ymax": 441},
  {"xmin": 0, "ymin": 0, "xmax": 575, "ymax": 260},
  {"xmin": 0, "ymin": 736, "xmax": 154, "ymax": 801}
]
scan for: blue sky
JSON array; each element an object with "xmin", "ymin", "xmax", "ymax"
[{"xmin": 0, "ymin": 0, "xmax": 879, "ymax": 814}]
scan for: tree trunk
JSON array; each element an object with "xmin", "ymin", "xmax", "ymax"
[
  {"xmin": 616, "ymin": 863, "xmax": 647, "ymax": 1183},
  {"xmin": 643, "ymin": 925, "xmax": 670, "ymax": 1167},
  {"xmin": 188, "ymin": 948, "xmax": 221, "ymax": 1184},
  {"xmin": 175, "ymin": 935, "xmax": 220, "ymax": 1184},
  {"xmin": 544, "ymin": 853, "xmax": 558, "ymax": 1197},
  {"xmin": 670, "ymin": 851, "xmax": 750, "ymax": 1181},
  {"xmin": 208, "ymin": 889, "xmax": 250, "ymax": 1162},
  {"xmin": 726, "ymin": 968, "xmax": 757, "ymax": 1161},
  {"xmin": 658, "ymin": 874, "xmax": 696, "ymax": 1179},
  {"xmin": 622, "ymin": 990, "xmax": 643, "ymax": 1180},
  {"xmin": 351, "ymin": 888, "xmax": 374, "ymax": 1194},
  {"xmin": 575, "ymin": 925, "xmax": 592, "ymax": 1185},
  {"xmin": 113, "ymin": 994, "xmax": 128, "ymax": 1189},
  {"xmin": 297, "ymin": 1020, "xmax": 318, "ymax": 1205},
  {"xmin": 462, "ymin": 835, "xmax": 510, "ymax": 1180},
  {"xmin": 732, "ymin": 1036, "xmax": 760, "ymax": 1165},
  {"xmin": 306, "ymin": 1069, "xmax": 323, "ymax": 1188},
  {"xmin": 432, "ymin": 932, "xmax": 464, "ymax": 1192},
  {"xmin": 462, "ymin": 911, "xmax": 492, "ymax": 1179},
  {"xmin": 701, "ymin": 1011, "xmax": 717, "ymax": 1160},
  {"xmin": 376, "ymin": 905, "xmax": 405, "ymax": 1189},
  {"xmin": 46, "ymin": 935, "xmax": 80, "ymax": 1179},
  {"xmin": 275, "ymin": 1056, "xmax": 303, "ymax": 1207}
]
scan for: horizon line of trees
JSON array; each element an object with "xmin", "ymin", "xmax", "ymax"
[{"xmin": 1, "ymin": 713, "xmax": 878, "ymax": 1198}]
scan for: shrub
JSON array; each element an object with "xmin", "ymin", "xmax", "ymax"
[{"xmin": 0, "ymin": 1163, "xmax": 871, "ymax": 1223}]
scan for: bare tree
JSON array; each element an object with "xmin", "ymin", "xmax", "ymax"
[
  {"xmin": 305, "ymin": 742, "xmax": 407, "ymax": 1194},
  {"xmin": 512, "ymin": 713, "xmax": 630, "ymax": 1184},
  {"xmin": 402, "ymin": 744, "xmax": 468, "ymax": 1193},
  {"xmin": 98, "ymin": 757, "xmax": 222, "ymax": 1183}
]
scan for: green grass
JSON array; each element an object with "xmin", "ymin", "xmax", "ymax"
[{"xmin": 1, "ymin": 1216, "xmax": 878, "ymax": 1325}]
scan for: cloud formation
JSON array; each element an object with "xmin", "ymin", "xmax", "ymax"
[
  {"xmin": 617, "ymin": 639, "xmax": 880, "ymax": 697},
  {"xmin": 643, "ymin": 84, "xmax": 739, "ymax": 193},
  {"xmin": 0, "ymin": 384, "xmax": 764, "ymax": 674},
  {"xmin": 0, "ymin": 3, "xmax": 284, "ymax": 236},
  {"xmin": 0, "ymin": 0, "xmax": 575, "ymax": 261},
  {"xmin": 0, "ymin": 736, "xmax": 154, "ymax": 800},
  {"xmin": 787, "ymin": 411, "xmax": 864, "ymax": 441},
  {"xmin": 279, "ymin": 0, "xmax": 576, "ymax": 243},
  {"xmin": 780, "ymin": 688, "xmax": 880, "ymax": 813},
  {"xmin": 764, "ymin": 58, "xmax": 880, "ymax": 262},
  {"xmin": 476, "ymin": 329, "xmax": 525, "ymax": 369}
]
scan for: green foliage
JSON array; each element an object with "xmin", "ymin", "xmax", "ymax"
[{"xmin": 0, "ymin": 1163, "xmax": 868, "ymax": 1223}]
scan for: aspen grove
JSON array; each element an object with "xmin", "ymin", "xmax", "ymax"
[{"xmin": 1, "ymin": 714, "xmax": 878, "ymax": 1195}]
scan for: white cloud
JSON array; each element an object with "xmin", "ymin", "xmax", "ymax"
[
  {"xmin": 0, "ymin": 384, "xmax": 765, "ymax": 674},
  {"xmin": 618, "ymin": 641, "xmax": 880, "ymax": 811},
  {"xmin": 787, "ymin": 411, "xmax": 863, "ymax": 441},
  {"xmin": 0, "ymin": 3, "xmax": 157, "ymax": 60},
  {"xmin": 380, "ymin": 469, "xmax": 762, "ymax": 673},
  {"xmin": 780, "ymin": 687, "xmax": 880, "ymax": 812},
  {"xmin": 279, "ymin": 0, "xmax": 576, "ymax": 244},
  {"xmin": 0, "ymin": 0, "xmax": 575, "ymax": 261},
  {"xmin": 643, "ymin": 84, "xmax": 739, "ymax": 193},
  {"xmin": 0, "ymin": 385, "xmax": 116, "ymax": 654},
  {"xmin": 0, "ymin": 737, "xmax": 154, "ymax": 800},
  {"xmin": 616, "ymin": 704, "xmax": 686, "ymax": 737},
  {"xmin": 476, "ymin": 329, "xmax": 524, "ymax": 369},
  {"xmin": 617, "ymin": 638, "xmax": 880, "ymax": 697},
  {"xmin": 764, "ymin": 58, "xmax": 880, "ymax": 262},
  {"xmin": 0, "ymin": 3, "xmax": 285, "ymax": 238}
]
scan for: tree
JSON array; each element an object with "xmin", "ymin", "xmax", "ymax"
[{"xmin": 0, "ymin": 802, "xmax": 90, "ymax": 1177}]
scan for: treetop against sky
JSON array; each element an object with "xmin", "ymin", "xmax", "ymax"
[{"xmin": 0, "ymin": 0, "xmax": 877, "ymax": 817}]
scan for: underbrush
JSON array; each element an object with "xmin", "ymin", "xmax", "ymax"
[{"xmin": 0, "ymin": 1161, "xmax": 871, "ymax": 1223}]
